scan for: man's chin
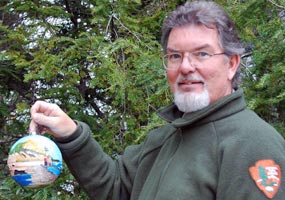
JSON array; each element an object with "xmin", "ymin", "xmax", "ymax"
[
  {"xmin": 174, "ymin": 90, "xmax": 210, "ymax": 113},
  {"xmin": 178, "ymin": 87, "xmax": 204, "ymax": 94}
]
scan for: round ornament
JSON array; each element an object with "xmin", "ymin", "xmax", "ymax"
[{"xmin": 7, "ymin": 133, "xmax": 62, "ymax": 188}]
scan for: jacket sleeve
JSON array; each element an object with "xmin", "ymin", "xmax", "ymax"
[
  {"xmin": 216, "ymin": 115, "xmax": 285, "ymax": 200},
  {"xmin": 55, "ymin": 121, "xmax": 143, "ymax": 200}
]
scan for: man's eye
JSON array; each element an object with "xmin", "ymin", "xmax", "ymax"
[
  {"xmin": 168, "ymin": 53, "xmax": 182, "ymax": 61},
  {"xmin": 194, "ymin": 51, "xmax": 210, "ymax": 58}
]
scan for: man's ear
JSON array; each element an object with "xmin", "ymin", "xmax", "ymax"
[{"xmin": 227, "ymin": 55, "xmax": 241, "ymax": 81}]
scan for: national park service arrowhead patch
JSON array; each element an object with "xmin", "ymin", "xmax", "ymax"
[{"xmin": 249, "ymin": 159, "xmax": 281, "ymax": 199}]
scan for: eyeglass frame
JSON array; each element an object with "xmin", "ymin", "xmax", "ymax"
[{"xmin": 162, "ymin": 49, "xmax": 228, "ymax": 69}]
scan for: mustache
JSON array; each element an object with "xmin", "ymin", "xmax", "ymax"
[{"xmin": 176, "ymin": 74, "xmax": 205, "ymax": 83}]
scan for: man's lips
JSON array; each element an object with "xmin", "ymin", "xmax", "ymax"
[
  {"xmin": 178, "ymin": 80, "xmax": 204, "ymax": 85},
  {"xmin": 177, "ymin": 80, "xmax": 204, "ymax": 91}
]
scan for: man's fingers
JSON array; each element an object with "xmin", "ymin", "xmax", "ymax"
[
  {"xmin": 31, "ymin": 112, "xmax": 57, "ymax": 128},
  {"xmin": 29, "ymin": 100, "xmax": 77, "ymax": 138},
  {"xmin": 30, "ymin": 101, "xmax": 56, "ymax": 134},
  {"xmin": 29, "ymin": 120, "xmax": 38, "ymax": 133},
  {"xmin": 31, "ymin": 101, "xmax": 56, "ymax": 116}
]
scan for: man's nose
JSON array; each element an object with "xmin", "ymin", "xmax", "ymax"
[{"xmin": 179, "ymin": 54, "xmax": 196, "ymax": 74}]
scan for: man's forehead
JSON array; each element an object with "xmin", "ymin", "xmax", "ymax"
[{"xmin": 167, "ymin": 25, "xmax": 220, "ymax": 49}]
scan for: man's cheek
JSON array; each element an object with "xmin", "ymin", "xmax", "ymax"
[{"xmin": 167, "ymin": 71, "xmax": 178, "ymax": 93}]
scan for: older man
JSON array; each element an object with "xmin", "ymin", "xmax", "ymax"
[{"xmin": 30, "ymin": 1, "xmax": 285, "ymax": 199}]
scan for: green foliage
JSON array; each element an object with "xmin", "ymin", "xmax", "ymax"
[
  {"xmin": 233, "ymin": 0, "xmax": 285, "ymax": 135},
  {"xmin": 0, "ymin": 0, "xmax": 174, "ymax": 198},
  {"xmin": 1, "ymin": 0, "xmax": 285, "ymax": 198}
]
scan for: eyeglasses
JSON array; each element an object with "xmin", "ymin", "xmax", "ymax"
[{"xmin": 163, "ymin": 51, "xmax": 226, "ymax": 69}]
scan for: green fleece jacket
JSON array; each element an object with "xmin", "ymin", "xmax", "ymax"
[{"xmin": 56, "ymin": 89, "xmax": 285, "ymax": 200}]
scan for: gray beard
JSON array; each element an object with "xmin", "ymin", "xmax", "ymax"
[{"xmin": 174, "ymin": 88, "xmax": 210, "ymax": 113}]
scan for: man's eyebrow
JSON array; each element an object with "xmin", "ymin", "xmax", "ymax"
[
  {"xmin": 166, "ymin": 48, "xmax": 180, "ymax": 52},
  {"xmin": 192, "ymin": 44, "xmax": 212, "ymax": 51},
  {"xmin": 166, "ymin": 44, "xmax": 213, "ymax": 52}
]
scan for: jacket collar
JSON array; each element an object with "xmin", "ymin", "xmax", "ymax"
[{"xmin": 157, "ymin": 88, "xmax": 247, "ymax": 128}]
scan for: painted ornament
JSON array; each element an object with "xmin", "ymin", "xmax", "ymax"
[{"xmin": 7, "ymin": 133, "xmax": 62, "ymax": 188}]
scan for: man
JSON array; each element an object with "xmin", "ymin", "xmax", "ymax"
[{"xmin": 29, "ymin": 1, "xmax": 285, "ymax": 199}]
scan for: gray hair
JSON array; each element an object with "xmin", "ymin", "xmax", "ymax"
[{"xmin": 161, "ymin": 1, "xmax": 245, "ymax": 89}]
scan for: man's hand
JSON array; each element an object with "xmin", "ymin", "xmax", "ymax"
[{"xmin": 29, "ymin": 101, "xmax": 77, "ymax": 138}]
